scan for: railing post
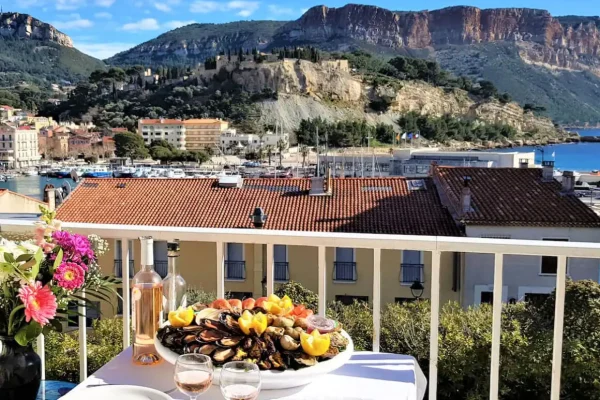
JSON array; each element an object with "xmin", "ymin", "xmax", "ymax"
[
  {"xmin": 551, "ymin": 255, "xmax": 568, "ymax": 400},
  {"xmin": 318, "ymin": 246, "xmax": 326, "ymax": 316},
  {"xmin": 266, "ymin": 243, "xmax": 274, "ymax": 295},
  {"xmin": 121, "ymin": 238, "xmax": 130, "ymax": 349},
  {"xmin": 490, "ymin": 253, "xmax": 504, "ymax": 400},
  {"xmin": 36, "ymin": 334, "xmax": 45, "ymax": 380},
  {"xmin": 372, "ymin": 248, "xmax": 381, "ymax": 352},
  {"xmin": 78, "ymin": 289, "xmax": 87, "ymax": 382},
  {"xmin": 216, "ymin": 242, "xmax": 225, "ymax": 298},
  {"xmin": 429, "ymin": 250, "xmax": 441, "ymax": 400}
]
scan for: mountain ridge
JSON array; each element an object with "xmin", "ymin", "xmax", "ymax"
[{"xmin": 0, "ymin": 12, "xmax": 73, "ymax": 47}]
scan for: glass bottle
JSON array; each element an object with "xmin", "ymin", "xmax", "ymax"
[
  {"xmin": 163, "ymin": 239, "xmax": 187, "ymax": 316},
  {"xmin": 132, "ymin": 236, "xmax": 163, "ymax": 366}
]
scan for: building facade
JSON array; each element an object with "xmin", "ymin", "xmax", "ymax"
[
  {"xmin": 220, "ymin": 130, "xmax": 289, "ymax": 154},
  {"xmin": 138, "ymin": 119, "xmax": 186, "ymax": 150},
  {"xmin": 0, "ymin": 124, "xmax": 41, "ymax": 168},
  {"xmin": 184, "ymin": 119, "xmax": 229, "ymax": 151}
]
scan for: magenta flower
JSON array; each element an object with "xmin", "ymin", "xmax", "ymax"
[
  {"xmin": 18, "ymin": 281, "xmax": 58, "ymax": 326},
  {"xmin": 54, "ymin": 262, "xmax": 86, "ymax": 290},
  {"xmin": 51, "ymin": 231, "xmax": 95, "ymax": 268}
]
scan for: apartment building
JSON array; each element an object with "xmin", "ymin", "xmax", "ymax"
[
  {"xmin": 432, "ymin": 164, "xmax": 600, "ymax": 306},
  {"xmin": 220, "ymin": 129, "xmax": 289, "ymax": 154},
  {"xmin": 138, "ymin": 119, "xmax": 186, "ymax": 150},
  {"xmin": 0, "ymin": 124, "xmax": 41, "ymax": 168},
  {"xmin": 184, "ymin": 119, "xmax": 229, "ymax": 151},
  {"xmin": 55, "ymin": 175, "xmax": 462, "ymax": 316}
]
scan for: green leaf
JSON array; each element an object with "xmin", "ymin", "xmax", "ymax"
[
  {"xmin": 14, "ymin": 321, "xmax": 42, "ymax": 346},
  {"xmin": 16, "ymin": 253, "xmax": 33, "ymax": 263},
  {"xmin": 53, "ymin": 249, "xmax": 63, "ymax": 272},
  {"xmin": 4, "ymin": 253, "xmax": 15, "ymax": 263}
]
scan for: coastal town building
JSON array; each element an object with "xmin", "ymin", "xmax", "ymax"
[
  {"xmin": 0, "ymin": 124, "xmax": 41, "ymax": 168},
  {"xmin": 0, "ymin": 105, "xmax": 20, "ymax": 121},
  {"xmin": 138, "ymin": 119, "xmax": 186, "ymax": 150},
  {"xmin": 183, "ymin": 118, "xmax": 229, "ymax": 151},
  {"xmin": 220, "ymin": 129, "xmax": 289, "ymax": 155},
  {"xmin": 432, "ymin": 164, "xmax": 600, "ymax": 306},
  {"xmin": 54, "ymin": 175, "xmax": 462, "ymax": 316},
  {"xmin": 0, "ymin": 189, "xmax": 47, "ymax": 213}
]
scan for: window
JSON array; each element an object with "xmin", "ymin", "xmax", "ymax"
[
  {"xmin": 401, "ymin": 250, "xmax": 423, "ymax": 284},
  {"xmin": 480, "ymin": 291, "xmax": 494, "ymax": 305},
  {"xmin": 274, "ymin": 245, "xmax": 289, "ymax": 281},
  {"xmin": 229, "ymin": 292, "xmax": 253, "ymax": 300},
  {"xmin": 540, "ymin": 238, "xmax": 569, "ymax": 274},
  {"xmin": 335, "ymin": 295, "xmax": 368, "ymax": 305},
  {"xmin": 334, "ymin": 248, "xmax": 356, "ymax": 281},
  {"xmin": 68, "ymin": 300, "xmax": 100, "ymax": 327},
  {"xmin": 225, "ymin": 243, "xmax": 245, "ymax": 280},
  {"xmin": 481, "ymin": 234, "xmax": 512, "ymax": 239}
]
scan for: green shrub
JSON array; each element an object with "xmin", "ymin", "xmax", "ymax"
[
  {"xmin": 186, "ymin": 287, "xmax": 218, "ymax": 305},
  {"xmin": 275, "ymin": 281, "xmax": 318, "ymax": 312},
  {"xmin": 327, "ymin": 300, "xmax": 373, "ymax": 351}
]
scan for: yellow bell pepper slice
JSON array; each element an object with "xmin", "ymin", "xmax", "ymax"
[
  {"xmin": 238, "ymin": 310, "xmax": 267, "ymax": 335},
  {"xmin": 300, "ymin": 330, "xmax": 331, "ymax": 357},
  {"xmin": 168, "ymin": 306, "xmax": 194, "ymax": 328}
]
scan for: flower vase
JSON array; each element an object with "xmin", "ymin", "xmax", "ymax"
[{"xmin": 0, "ymin": 336, "xmax": 42, "ymax": 400}]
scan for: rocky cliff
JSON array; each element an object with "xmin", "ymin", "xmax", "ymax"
[
  {"xmin": 0, "ymin": 12, "xmax": 73, "ymax": 47},
  {"xmin": 275, "ymin": 5, "xmax": 600, "ymax": 74}
]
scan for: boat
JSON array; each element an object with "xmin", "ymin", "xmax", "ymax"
[
  {"xmin": 165, "ymin": 168, "xmax": 186, "ymax": 178},
  {"xmin": 83, "ymin": 166, "xmax": 113, "ymax": 178},
  {"xmin": 55, "ymin": 168, "xmax": 75, "ymax": 179},
  {"xmin": 24, "ymin": 168, "xmax": 38, "ymax": 176},
  {"xmin": 113, "ymin": 166, "xmax": 136, "ymax": 178}
]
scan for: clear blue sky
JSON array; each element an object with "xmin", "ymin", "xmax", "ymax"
[{"xmin": 11, "ymin": 0, "xmax": 599, "ymax": 60}]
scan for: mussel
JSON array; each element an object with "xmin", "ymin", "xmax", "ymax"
[
  {"xmin": 272, "ymin": 316, "xmax": 294, "ymax": 328},
  {"xmin": 218, "ymin": 336, "xmax": 243, "ymax": 347},
  {"xmin": 213, "ymin": 348, "xmax": 235, "ymax": 363},
  {"xmin": 280, "ymin": 335, "xmax": 300, "ymax": 351},
  {"xmin": 198, "ymin": 344, "xmax": 218, "ymax": 355},
  {"xmin": 200, "ymin": 330, "xmax": 224, "ymax": 342},
  {"xmin": 294, "ymin": 353, "xmax": 317, "ymax": 367},
  {"xmin": 199, "ymin": 318, "xmax": 227, "ymax": 331},
  {"xmin": 183, "ymin": 334, "xmax": 198, "ymax": 345},
  {"xmin": 184, "ymin": 342, "xmax": 202, "ymax": 354},
  {"xmin": 283, "ymin": 326, "xmax": 302, "ymax": 340},
  {"xmin": 269, "ymin": 352, "xmax": 286, "ymax": 370},
  {"xmin": 264, "ymin": 326, "xmax": 284, "ymax": 337}
]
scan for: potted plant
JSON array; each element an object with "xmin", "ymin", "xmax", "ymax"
[{"xmin": 0, "ymin": 207, "xmax": 117, "ymax": 400}]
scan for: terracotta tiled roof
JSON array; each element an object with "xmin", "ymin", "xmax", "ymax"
[
  {"xmin": 139, "ymin": 119, "xmax": 182, "ymax": 124},
  {"xmin": 55, "ymin": 178, "xmax": 461, "ymax": 236},
  {"xmin": 433, "ymin": 166, "xmax": 600, "ymax": 228},
  {"xmin": 183, "ymin": 119, "xmax": 225, "ymax": 125}
]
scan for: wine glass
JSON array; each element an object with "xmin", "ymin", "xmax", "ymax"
[
  {"xmin": 174, "ymin": 354, "xmax": 214, "ymax": 400},
  {"xmin": 219, "ymin": 361, "xmax": 261, "ymax": 400}
]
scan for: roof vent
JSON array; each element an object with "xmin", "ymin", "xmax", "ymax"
[
  {"xmin": 218, "ymin": 175, "xmax": 243, "ymax": 188},
  {"xmin": 542, "ymin": 160, "xmax": 554, "ymax": 182},
  {"xmin": 407, "ymin": 180, "xmax": 426, "ymax": 191},
  {"xmin": 116, "ymin": 183, "xmax": 126, "ymax": 189}
]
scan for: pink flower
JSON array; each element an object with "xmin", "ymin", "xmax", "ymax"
[
  {"xmin": 54, "ymin": 262, "xmax": 85, "ymax": 290},
  {"xmin": 18, "ymin": 282, "xmax": 58, "ymax": 326}
]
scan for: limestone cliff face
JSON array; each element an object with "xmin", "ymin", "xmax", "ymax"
[
  {"xmin": 275, "ymin": 5, "xmax": 600, "ymax": 73},
  {"xmin": 0, "ymin": 13, "xmax": 73, "ymax": 47},
  {"xmin": 230, "ymin": 59, "xmax": 362, "ymax": 101}
]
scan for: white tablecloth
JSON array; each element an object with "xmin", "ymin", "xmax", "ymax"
[{"xmin": 62, "ymin": 348, "xmax": 427, "ymax": 400}]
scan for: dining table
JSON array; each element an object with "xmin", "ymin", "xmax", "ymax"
[{"xmin": 60, "ymin": 348, "xmax": 427, "ymax": 400}]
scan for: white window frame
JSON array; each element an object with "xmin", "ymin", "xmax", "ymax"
[
  {"xmin": 474, "ymin": 284, "xmax": 508, "ymax": 306},
  {"xmin": 539, "ymin": 237, "xmax": 569, "ymax": 276},
  {"xmin": 333, "ymin": 247, "xmax": 356, "ymax": 283},
  {"xmin": 225, "ymin": 243, "xmax": 245, "ymax": 281},
  {"xmin": 400, "ymin": 250, "xmax": 424, "ymax": 286},
  {"xmin": 274, "ymin": 245, "xmax": 289, "ymax": 283},
  {"xmin": 518, "ymin": 286, "xmax": 554, "ymax": 302}
]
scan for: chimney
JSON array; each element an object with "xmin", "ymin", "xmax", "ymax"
[
  {"xmin": 310, "ymin": 168, "xmax": 332, "ymax": 196},
  {"xmin": 561, "ymin": 171, "xmax": 575, "ymax": 193},
  {"xmin": 519, "ymin": 158, "xmax": 529, "ymax": 169},
  {"xmin": 542, "ymin": 160, "xmax": 555, "ymax": 182},
  {"xmin": 46, "ymin": 188, "xmax": 56, "ymax": 211},
  {"xmin": 460, "ymin": 176, "xmax": 472, "ymax": 215}
]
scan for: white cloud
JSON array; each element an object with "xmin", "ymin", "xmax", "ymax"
[
  {"xmin": 163, "ymin": 20, "xmax": 196, "ymax": 29},
  {"xmin": 94, "ymin": 11, "xmax": 112, "ymax": 18},
  {"xmin": 267, "ymin": 4, "xmax": 295, "ymax": 16},
  {"xmin": 122, "ymin": 18, "xmax": 160, "ymax": 31},
  {"xmin": 53, "ymin": 14, "xmax": 94, "ymax": 29},
  {"xmin": 74, "ymin": 41, "xmax": 136, "ymax": 59},
  {"xmin": 154, "ymin": 2, "xmax": 171, "ymax": 12},
  {"xmin": 189, "ymin": 0, "xmax": 259, "ymax": 17},
  {"xmin": 95, "ymin": 0, "xmax": 115, "ymax": 6},
  {"xmin": 56, "ymin": 0, "xmax": 86, "ymax": 10}
]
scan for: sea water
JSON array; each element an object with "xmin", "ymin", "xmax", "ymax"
[{"xmin": 0, "ymin": 176, "xmax": 79, "ymax": 200}]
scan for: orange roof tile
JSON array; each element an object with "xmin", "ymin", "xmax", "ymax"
[
  {"xmin": 55, "ymin": 178, "xmax": 460, "ymax": 236},
  {"xmin": 433, "ymin": 166, "xmax": 600, "ymax": 228},
  {"xmin": 183, "ymin": 119, "xmax": 225, "ymax": 125}
]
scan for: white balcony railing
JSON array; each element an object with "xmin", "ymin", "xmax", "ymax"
[{"xmin": 1, "ymin": 219, "xmax": 600, "ymax": 400}]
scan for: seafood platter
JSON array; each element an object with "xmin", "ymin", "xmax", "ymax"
[{"xmin": 155, "ymin": 294, "xmax": 353, "ymax": 389}]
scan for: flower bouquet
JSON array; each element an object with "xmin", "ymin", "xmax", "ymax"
[{"xmin": 0, "ymin": 207, "xmax": 118, "ymax": 400}]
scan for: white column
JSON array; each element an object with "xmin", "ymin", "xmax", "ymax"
[
  {"xmin": 318, "ymin": 246, "xmax": 326, "ymax": 316},
  {"xmin": 121, "ymin": 238, "xmax": 131, "ymax": 348},
  {"xmin": 489, "ymin": 253, "xmax": 504, "ymax": 400},
  {"xmin": 550, "ymin": 255, "xmax": 567, "ymax": 400},
  {"xmin": 266, "ymin": 243, "xmax": 274, "ymax": 295},
  {"xmin": 372, "ymin": 248, "xmax": 381, "ymax": 352},
  {"xmin": 78, "ymin": 290, "xmax": 87, "ymax": 382},
  {"xmin": 36, "ymin": 334, "xmax": 45, "ymax": 380},
  {"xmin": 428, "ymin": 250, "xmax": 441, "ymax": 400},
  {"xmin": 216, "ymin": 242, "xmax": 225, "ymax": 298}
]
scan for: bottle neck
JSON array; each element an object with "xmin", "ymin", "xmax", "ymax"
[
  {"xmin": 168, "ymin": 256, "xmax": 178, "ymax": 274},
  {"xmin": 141, "ymin": 264, "xmax": 154, "ymax": 272}
]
